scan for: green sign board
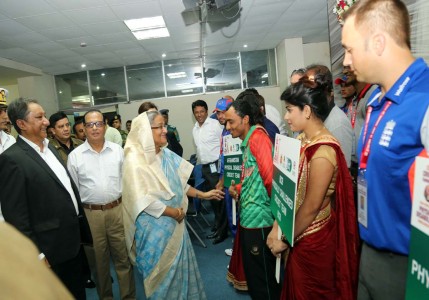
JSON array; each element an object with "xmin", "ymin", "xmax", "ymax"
[
  {"xmin": 223, "ymin": 134, "xmax": 242, "ymax": 187},
  {"xmin": 406, "ymin": 156, "xmax": 429, "ymax": 298},
  {"xmin": 270, "ymin": 135, "xmax": 300, "ymax": 246}
]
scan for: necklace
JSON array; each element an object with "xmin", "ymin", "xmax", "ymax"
[{"xmin": 301, "ymin": 127, "xmax": 325, "ymax": 147}]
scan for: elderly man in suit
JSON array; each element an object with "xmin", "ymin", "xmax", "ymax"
[{"xmin": 0, "ymin": 98, "xmax": 92, "ymax": 299}]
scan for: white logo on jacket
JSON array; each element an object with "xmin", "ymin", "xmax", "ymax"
[{"xmin": 379, "ymin": 120, "xmax": 396, "ymax": 147}]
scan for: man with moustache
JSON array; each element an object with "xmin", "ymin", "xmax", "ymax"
[
  {"xmin": 68, "ymin": 110, "xmax": 135, "ymax": 300},
  {"xmin": 0, "ymin": 98, "xmax": 91, "ymax": 299},
  {"xmin": 213, "ymin": 97, "xmax": 235, "ymax": 250},
  {"xmin": 73, "ymin": 118, "xmax": 86, "ymax": 141},
  {"xmin": 192, "ymin": 99, "xmax": 225, "ymax": 244},
  {"xmin": 49, "ymin": 112, "xmax": 83, "ymax": 164}
]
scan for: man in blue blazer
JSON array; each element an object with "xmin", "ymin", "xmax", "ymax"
[{"xmin": 0, "ymin": 98, "xmax": 92, "ymax": 299}]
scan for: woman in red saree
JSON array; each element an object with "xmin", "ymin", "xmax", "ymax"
[{"xmin": 267, "ymin": 78, "xmax": 359, "ymax": 300}]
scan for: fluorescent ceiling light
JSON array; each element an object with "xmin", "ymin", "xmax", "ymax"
[
  {"xmin": 125, "ymin": 16, "xmax": 170, "ymax": 40},
  {"xmin": 176, "ymin": 82, "xmax": 194, "ymax": 87},
  {"xmin": 182, "ymin": 89, "xmax": 193, "ymax": 93},
  {"xmin": 124, "ymin": 16, "xmax": 166, "ymax": 31},
  {"xmin": 261, "ymin": 73, "xmax": 268, "ymax": 78},
  {"xmin": 167, "ymin": 72, "xmax": 187, "ymax": 79},
  {"xmin": 132, "ymin": 28, "xmax": 170, "ymax": 40}
]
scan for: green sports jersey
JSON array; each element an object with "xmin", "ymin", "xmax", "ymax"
[{"xmin": 239, "ymin": 126, "xmax": 275, "ymax": 228}]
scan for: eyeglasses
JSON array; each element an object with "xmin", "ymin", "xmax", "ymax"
[
  {"xmin": 84, "ymin": 121, "xmax": 105, "ymax": 128},
  {"xmin": 151, "ymin": 124, "xmax": 167, "ymax": 130}
]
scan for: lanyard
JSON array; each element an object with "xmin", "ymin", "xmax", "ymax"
[
  {"xmin": 359, "ymin": 100, "xmax": 392, "ymax": 169},
  {"xmin": 349, "ymin": 84, "xmax": 372, "ymax": 129},
  {"xmin": 347, "ymin": 98, "xmax": 358, "ymax": 129}
]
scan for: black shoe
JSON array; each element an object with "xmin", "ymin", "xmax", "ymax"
[
  {"xmin": 211, "ymin": 226, "xmax": 217, "ymax": 232},
  {"xmin": 212, "ymin": 234, "xmax": 227, "ymax": 245},
  {"xmin": 207, "ymin": 232, "xmax": 218, "ymax": 239},
  {"xmin": 85, "ymin": 279, "xmax": 96, "ymax": 289}
]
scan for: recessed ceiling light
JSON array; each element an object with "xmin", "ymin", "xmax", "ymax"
[
  {"xmin": 125, "ymin": 16, "xmax": 170, "ymax": 40},
  {"xmin": 101, "ymin": 73, "xmax": 105, "ymax": 77},
  {"xmin": 96, "ymin": 85, "xmax": 100, "ymax": 90},
  {"xmin": 81, "ymin": 63, "xmax": 86, "ymax": 68},
  {"xmin": 124, "ymin": 16, "xmax": 166, "ymax": 31},
  {"xmin": 243, "ymin": 44, "xmax": 248, "ymax": 48},
  {"xmin": 168, "ymin": 64, "xmax": 172, "ymax": 67},
  {"xmin": 132, "ymin": 28, "xmax": 170, "ymax": 40},
  {"xmin": 59, "ymin": 90, "xmax": 62, "ymax": 94},
  {"xmin": 162, "ymin": 53, "xmax": 167, "ymax": 58}
]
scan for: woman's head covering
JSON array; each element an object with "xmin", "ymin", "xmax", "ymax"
[{"xmin": 122, "ymin": 112, "xmax": 193, "ymax": 260}]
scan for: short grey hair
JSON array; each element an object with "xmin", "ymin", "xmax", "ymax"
[
  {"xmin": 7, "ymin": 98, "xmax": 39, "ymax": 134},
  {"xmin": 146, "ymin": 110, "xmax": 161, "ymax": 126}
]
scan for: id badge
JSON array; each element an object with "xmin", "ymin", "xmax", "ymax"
[
  {"xmin": 357, "ymin": 170, "xmax": 368, "ymax": 228},
  {"xmin": 210, "ymin": 163, "xmax": 217, "ymax": 174}
]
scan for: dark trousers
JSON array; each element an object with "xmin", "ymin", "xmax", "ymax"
[
  {"xmin": 202, "ymin": 163, "xmax": 228, "ymax": 237},
  {"xmin": 358, "ymin": 242, "xmax": 408, "ymax": 300},
  {"xmin": 51, "ymin": 248, "xmax": 86, "ymax": 300},
  {"xmin": 240, "ymin": 226, "xmax": 280, "ymax": 300}
]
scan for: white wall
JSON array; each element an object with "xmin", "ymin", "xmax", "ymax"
[
  {"xmin": 18, "ymin": 74, "xmax": 58, "ymax": 117},
  {"xmin": 118, "ymin": 86, "xmax": 282, "ymax": 159},
  {"xmin": 303, "ymin": 42, "xmax": 331, "ymax": 68},
  {"xmin": 276, "ymin": 37, "xmax": 305, "ymax": 92}
]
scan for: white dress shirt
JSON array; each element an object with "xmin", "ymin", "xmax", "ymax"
[
  {"xmin": 105, "ymin": 126, "xmax": 123, "ymax": 146},
  {"xmin": 0, "ymin": 131, "xmax": 15, "ymax": 154},
  {"xmin": 192, "ymin": 117, "xmax": 223, "ymax": 164},
  {"xmin": 21, "ymin": 136, "xmax": 79, "ymax": 214},
  {"xmin": 67, "ymin": 140, "xmax": 123, "ymax": 204}
]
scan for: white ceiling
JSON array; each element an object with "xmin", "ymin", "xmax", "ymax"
[{"xmin": 0, "ymin": 0, "xmax": 329, "ymax": 82}]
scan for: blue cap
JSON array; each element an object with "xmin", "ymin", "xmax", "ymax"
[{"xmin": 213, "ymin": 98, "xmax": 233, "ymax": 112}]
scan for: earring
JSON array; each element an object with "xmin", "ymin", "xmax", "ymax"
[{"xmin": 306, "ymin": 115, "xmax": 310, "ymax": 119}]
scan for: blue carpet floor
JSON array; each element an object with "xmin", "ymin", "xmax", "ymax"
[{"xmin": 86, "ymin": 211, "xmax": 251, "ymax": 299}]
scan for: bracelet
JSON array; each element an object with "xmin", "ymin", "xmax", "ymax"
[
  {"xmin": 281, "ymin": 234, "xmax": 291, "ymax": 247},
  {"xmin": 176, "ymin": 208, "xmax": 181, "ymax": 220}
]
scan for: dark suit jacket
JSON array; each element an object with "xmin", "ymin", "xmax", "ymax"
[{"xmin": 0, "ymin": 137, "xmax": 91, "ymax": 266}]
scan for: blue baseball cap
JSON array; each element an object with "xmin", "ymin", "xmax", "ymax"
[{"xmin": 213, "ymin": 97, "xmax": 233, "ymax": 112}]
